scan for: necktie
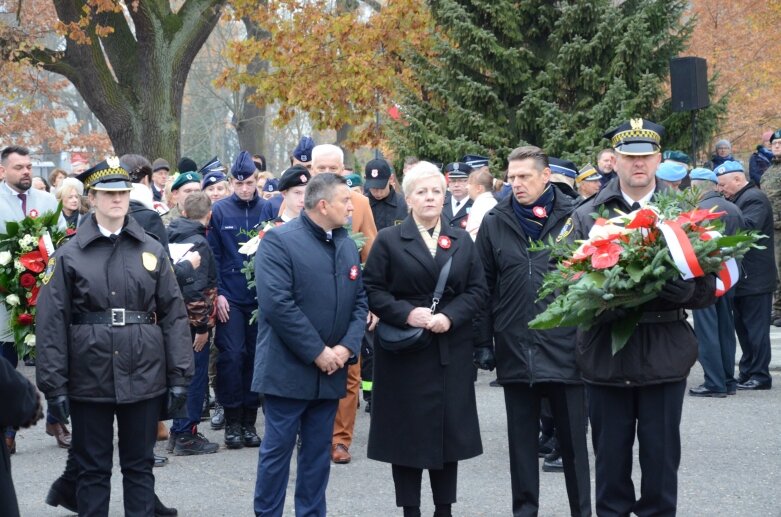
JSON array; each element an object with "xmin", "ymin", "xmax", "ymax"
[
  {"xmin": 109, "ymin": 234, "xmax": 119, "ymax": 244},
  {"xmin": 630, "ymin": 202, "xmax": 640, "ymax": 211},
  {"xmin": 18, "ymin": 193, "xmax": 26, "ymax": 215}
]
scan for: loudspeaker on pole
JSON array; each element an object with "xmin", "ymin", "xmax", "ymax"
[{"xmin": 670, "ymin": 57, "xmax": 710, "ymax": 112}]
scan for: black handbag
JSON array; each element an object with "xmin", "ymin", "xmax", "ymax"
[{"xmin": 376, "ymin": 257, "xmax": 452, "ymax": 353}]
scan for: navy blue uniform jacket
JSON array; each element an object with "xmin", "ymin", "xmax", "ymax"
[
  {"xmin": 208, "ymin": 192, "xmax": 265, "ymax": 307},
  {"xmin": 252, "ymin": 211, "xmax": 368, "ymax": 400}
]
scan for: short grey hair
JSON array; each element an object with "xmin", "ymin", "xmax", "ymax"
[
  {"xmin": 304, "ymin": 173, "xmax": 348, "ymax": 210},
  {"xmin": 691, "ymin": 179, "xmax": 716, "ymax": 192},
  {"xmin": 402, "ymin": 161, "xmax": 446, "ymax": 197},
  {"xmin": 311, "ymin": 144, "xmax": 344, "ymax": 165}
]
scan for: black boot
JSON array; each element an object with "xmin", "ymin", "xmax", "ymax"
[
  {"xmin": 224, "ymin": 407, "xmax": 244, "ymax": 449},
  {"xmin": 155, "ymin": 494, "xmax": 178, "ymax": 516},
  {"xmin": 45, "ymin": 477, "xmax": 77, "ymax": 513},
  {"xmin": 241, "ymin": 408, "xmax": 261, "ymax": 447}
]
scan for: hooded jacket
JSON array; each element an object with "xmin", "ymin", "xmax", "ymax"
[{"xmin": 167, "ymin": 217, "xmax": 218, "ymax": 333}]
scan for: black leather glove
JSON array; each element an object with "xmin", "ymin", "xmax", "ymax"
[
  {"xmin": 473, "ymin": 346, "xmax": 496, "ymax": 371},
  {"xmin": 47, "ymin": 395, "xmax": 70, "ymax": 425},
  {"xmin": 659, "ymin": 277, "xmax": 696, "ymax": 302},
  {"xmin": 166, "ymin": 386, "xmax": 188, "ymax": 420}
]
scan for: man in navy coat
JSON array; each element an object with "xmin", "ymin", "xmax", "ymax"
[{"xmin": 252, "ymin": 173, "xmax": 368, "ymax": 517}]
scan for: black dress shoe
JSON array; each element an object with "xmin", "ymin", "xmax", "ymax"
[
  {"xmin": 155, "ymin": 494, "xmax": 178, "ymax": 516},
  {"xmin": 241, "ymin": 425, "xmax": 261, "ymax": 447},
  {"xmin": 154, "ymin": 454, "xmax": 168, "ymax": 467},
  {"xmin": 45, "ymin": 478, "xmax": 77, "ymax": 512},
  {"xmin": 689, "ymin": 385, "xmax": 727, "ymax": 398},
  {"xmin": 542, "ymin": 451, "xmax": 564, "ymax": 472},
  {"xmin": 737, "ymin": 379, "xmax": 772, "ymax": 390}
]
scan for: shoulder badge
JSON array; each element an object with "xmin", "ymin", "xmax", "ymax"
[
  {"xmin": 142, "ymin": 252, "xmax": 158, "ymax": 272},
  {"xmin": 556, "ymin": 217, "xmax": 574, "ymax": 243},
  {"xmin": 42, "ymin": 257, "xmax": 56, "ymax": 285}
]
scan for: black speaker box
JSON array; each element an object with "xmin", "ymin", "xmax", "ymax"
[{"xmin": 670, "ymin": 57, "xmax": 710, "ymax": 112}]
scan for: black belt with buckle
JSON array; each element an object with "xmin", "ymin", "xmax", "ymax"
[
  {"xmin": 638, "ymin": 309, "xmax": 686, "ymax": 324},
  {"xmin": 72, "ymin": 309, "xmax": 157, "ymax": 326}
]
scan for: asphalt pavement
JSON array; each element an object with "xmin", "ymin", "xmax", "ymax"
[{"xmin": 9, "ymin": 326, "xmax": 781, "ymax": 516}]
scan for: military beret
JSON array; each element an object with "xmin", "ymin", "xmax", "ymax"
[
  {"xmin": 770, "ymin": 129, "xmax": 781, "ymax": 144},
  {"xmin": 344, "ymin": 173, "xmax": 363, "ymax": 188},
  {"xmin": 231, "ymin": 151, "xmax": 256, "ymax": 181},
  {"xmin": 689, "ymin": 167, "xmax": 717, "ymax": 183},
  {"xmin": 171, "ymin": 171, "xmax": 202, "ymax": 191},
  {"xmin": 177, "ymin": 157, "xmax": 197, "ymax": 174},
  {"xmin": 444, "ymin": 162, "xmax": 473, "ymax": 179},
  {"xmin": 604, "ymin": 118, "xmax": 665, "ymax": 156},
  {"xmin": 279, "ymin": 165, "xmax": 311, "ymax": 191},
  {"xmin": 655, "ymin": 162, "xmax": 688, "ymax": 182},
  {"xmin": 662, "ymin": 150, "xmax": 690, "ymax": 164},
  {"xmin": 713, "ymin": 160, "xmax": 744, "ymax": 176},
  {"xmin": 76, "ymin": 156, "xmax": 132, "ymax": 191},
  {"xmin": 365, "ymin": 158, "xmax": 393, "ymax": 188},
  {"xmin": 548, "ymin": 157, "xmax": 578, "ymax": 179}
]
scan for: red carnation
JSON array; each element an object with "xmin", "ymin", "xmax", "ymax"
[
  {"xmin": 19, "ymin": 272, "xmax": 37, "ymax": 289},
  {"xmin": 17, "ymin": 313, "xmax": 33, "ymax": 326}
]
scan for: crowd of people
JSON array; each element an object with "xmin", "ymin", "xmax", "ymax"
[{"xmin": 0, "ymin": 120, "xmax": 780, "ymax": 517}]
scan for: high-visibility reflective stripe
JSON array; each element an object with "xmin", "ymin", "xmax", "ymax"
[{"xmin": 361, "ymin": 380, "xmax": 373, "ymax": 392}]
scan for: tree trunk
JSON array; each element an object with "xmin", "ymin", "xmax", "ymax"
[
  {"xmin": 336, "ymin": 124, "xmax": 354, "ymax": 167},
  {"xmin": 235, "ymin": 15, "xmax": 268, "ymax": 156},
  {"xmin": 26, "ymin": 0, "xmax": 226, "ymax": 164}
]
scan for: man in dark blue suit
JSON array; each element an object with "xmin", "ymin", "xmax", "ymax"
[{"xmin": 252, "ymin": 173, "xmax": 367, "ymax": 517}]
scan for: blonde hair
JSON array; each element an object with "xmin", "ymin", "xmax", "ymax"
[{"xmin": 55, "ymin": 177, "xmax": 84, "ymax": 199}]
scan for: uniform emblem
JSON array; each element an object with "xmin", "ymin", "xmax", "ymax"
[
  {"xmin": 300, "ymin": 175, "xmax": 308, "ymax": 183},
  {"xmin": 300, "ymin": 154, "xmax": 308, "ymax": 162},
  {"xmin": 371, "ymin": 169, "xmax": 379, "ymax": 178},
  {"xmin": 349, "ymin": 265, "xmax": 359, "ymax": 280},
  {"xmin": 532, "ymin": 206, "xmax": 547, "ymax": 218},
  {"xmin": 41, "ymin": 257, "xmax": 56, "ymax": 285},
  {"xmin": 438, "ymin": 236, "xmax": 451, "ymax": 249},
  {"xmin": 460, "ymin": 218, "xmax": 468, "ymax": 229},
  {"xmin": 107, "ymin": 156, "xmax": 121, "ymax": 168},
  {"xmin": 29, "ymin": 209, "xmax": 39, "ymax": 219},
  {"xmin": 556, "ymin": 217, "xmax": 574, "ymax": 243},
  {"xmin": 630, "ymin": 118, "xmax": 643, "ymax": 130},
  {"xmin": 142, "ymin": 252, "xmax": 158, "ymax": 272}
]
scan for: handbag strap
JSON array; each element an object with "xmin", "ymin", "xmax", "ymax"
[{"xmin": 430, "ymin": 257, "xmax": 453, "ymax": 313}]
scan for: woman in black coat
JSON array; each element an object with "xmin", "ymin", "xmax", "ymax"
[{"xmin": 363, "ymin": 161, "xmax": 488, "ymax": 517}]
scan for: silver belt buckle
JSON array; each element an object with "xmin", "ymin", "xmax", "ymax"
[{"xmin": 111, "ymin": 308, "xmax": 126, "ymax": 326}]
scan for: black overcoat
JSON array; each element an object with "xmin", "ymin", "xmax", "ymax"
[{"xmin": 363, "ymin": 215, "xmax": 488, "ymax": 469}]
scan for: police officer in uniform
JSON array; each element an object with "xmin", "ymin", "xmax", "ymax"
[
  {"xmin": 36, "ymin": 158, "xmax": 193, "ymax": 517},
  {"xmin": 442, "ymin": 162, "xmax": 473, "ymax": 230},
  {"xmin": 571, "ymin": 119, "xmax": 716, "ymax": 516}
]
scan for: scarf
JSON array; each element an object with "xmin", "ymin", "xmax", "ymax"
[
  {"xmin": 416, "ymin": 218, "xmax": 441, "ymax": 258},
  {"xmin": 511, "ymin": 184, "xmax": 554, "ymax": 241}
]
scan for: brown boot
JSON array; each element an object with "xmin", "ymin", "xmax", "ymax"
[
  {"xmin": 157, "ymin": 421, "xmax": 169, "ymax": 441},
  {"xmin": 5, "ymin": 436, "xmax": 15, "ymax": 454},
  {"xmin": 46, "ymin": 422, "xmax": 72, "ymax": 449}
]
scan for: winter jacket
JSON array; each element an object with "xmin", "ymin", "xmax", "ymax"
[
  {"xmin": 750, "ymin": 146, "xmax": 774, "ymax": 185},
  {"xmin": 252, "ymin": 211, "xmax": 368, "ymax": 400},
  {"xmin": 571, "ymin": 179, "xmax": 716, "ymax": 387},
  {"xmin": 368, "ymin": 187, "xmax": 408, "ymax": 231},
  {"xmin": 167, "ymin": 217, "xmax": 218, "ymax": 334},
  {"xmin": 208, "ymin": 192, "xmax": 265, "ymax": 307},
  {"xmin": 727, "ymin": 181, "xmax": 777, "ymax": 297},
  {"xmin": 475, "ymin": 186, "xmax": 581, "ymax": 385},
  {"xmin": 36, "ymin": 215, "xmax": 193, "ymax": 403}
]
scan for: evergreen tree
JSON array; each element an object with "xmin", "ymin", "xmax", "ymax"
[{"xmin": 388, "ymin": 0, "xmax": 727, "ymax": 169}]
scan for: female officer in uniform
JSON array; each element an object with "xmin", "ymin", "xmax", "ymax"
[{"xmin": 36, "ymin": 157, "xmax": 193, "ymax": 517}]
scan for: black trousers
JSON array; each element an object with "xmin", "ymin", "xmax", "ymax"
[
  {"xmin": 391, "ymin": 462, "xmax": 458, "ymax": 507},
  {"xmin": 733, "ymin": 293, "xmax": 772, "ymax": 384},
  {"xmin": 588, "ymin": 380, "xmax": 686, "ymax": 517},
  {"xmin": 70, "ymin": 397, "xmax": 161, "ymax": 517},
  {"xmin": 503, "ymin": 383, "xmax": 591, "ymax": 517}
]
